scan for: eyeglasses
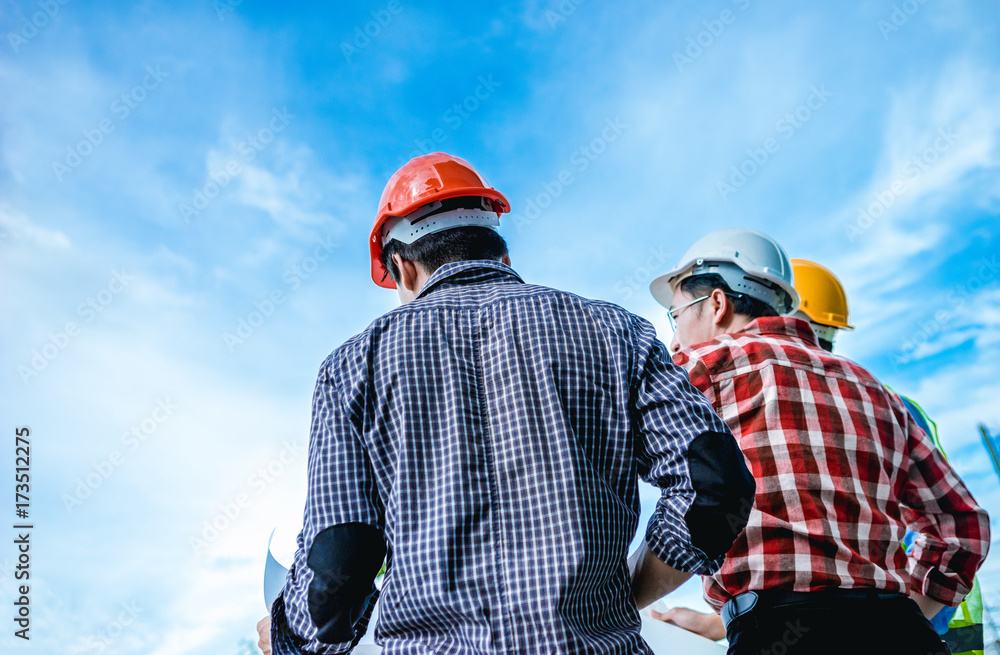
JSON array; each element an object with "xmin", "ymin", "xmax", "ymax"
[{"xmin": 666, "ymin": 295, "xmax": 710, "ymax": 331}]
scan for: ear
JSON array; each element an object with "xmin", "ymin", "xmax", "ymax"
[
  {"xmin": 392, "ymin": 254, "xmax": 421, "ymax": 292},
  {"xmin": 709, "ymin": 288, "xmax": 731, "ymax": 326},
  {"xmin": 501, "ymin": 254, "xmax": 511, "ymax": 266}
]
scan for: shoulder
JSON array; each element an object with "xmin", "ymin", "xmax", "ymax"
[
  {"xmin": 673, "ymin": 332, "xmax": 740, "ymax": 373},
  {"xmin": 321, "ymin": 329, "xmax": 373, "ymax": 392},
  {"xmin": 503, "ymin": 282, "xmax": 648, "ymax": 324},
  {"xmin": 673, "ymin": 330, "xmax": 818, "ymax": 381},
  {"xmin": 573, "ymin": 293, "xmax": 654, "ymax": 335}
]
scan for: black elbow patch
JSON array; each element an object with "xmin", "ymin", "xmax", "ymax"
[
  {"xmin": 307, "ymin": 523, "xmax": 386, "ymax": 644},
  {"xmin": 684, "ymin": 431, "xmax": 756, "ymax": 559}
]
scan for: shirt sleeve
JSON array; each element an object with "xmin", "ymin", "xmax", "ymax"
[
  {"xmin": 671, "ymin": 348, "xmax": 715, "ymax": 405},
  {"xmin": 633, "ymin": 331, "xmax": 754, "ymax": 576},
  {"xmin": 894, "ymin": 393, "xmax": 991, "ymax": 606},
  {"xmin": 271, "ymin": 356, "xmax": 386, "ymax": 654}
]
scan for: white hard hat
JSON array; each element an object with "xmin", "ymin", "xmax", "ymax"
[{"xmin": 650, "ymin": 228, "xmax": 800, "ymax": 315}]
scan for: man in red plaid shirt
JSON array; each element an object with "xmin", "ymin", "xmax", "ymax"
[{"xmin": 646, "ymin": 228, "xmax": 990, "ymax": 655}]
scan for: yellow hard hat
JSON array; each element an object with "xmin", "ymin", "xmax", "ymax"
[{"xmin": 790, "ymin": 259, "xmax": 854, "ymax": 330}]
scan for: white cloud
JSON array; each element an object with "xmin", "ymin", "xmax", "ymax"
[{"xmin": 0, "ymin": 205, "xmax": 71, "ymax": 249}]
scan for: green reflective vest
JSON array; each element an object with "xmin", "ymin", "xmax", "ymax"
[{"xmin": 899, "ymin": 394, "xmax": 984, "ymax": 655}]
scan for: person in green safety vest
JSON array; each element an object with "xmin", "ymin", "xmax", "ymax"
[{"xmin": 653, "ymin": 258, "xmax": 986, "ymax": 655}]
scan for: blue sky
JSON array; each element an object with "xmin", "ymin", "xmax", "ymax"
[{"xmin": 1, "ymin": 0, "xmax": 999, "ymax": 652}]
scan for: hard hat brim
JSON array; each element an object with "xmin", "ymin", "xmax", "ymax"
[
  {"xmin": 650, "ymin": 269, "xmax": 681, "ymax": 309},
  {"xmin": 803, "ymin": 311, "xmax": 855, "ymax": 330}
]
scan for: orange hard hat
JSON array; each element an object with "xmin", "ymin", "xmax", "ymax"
[{"xmin": 369, "ymin": 152, "xmax": 510, "ymax": 288}]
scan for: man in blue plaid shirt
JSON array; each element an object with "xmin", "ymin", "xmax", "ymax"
[{"xmin": 258, "ymin": 153, "xmax": 755, "ymax": 654}]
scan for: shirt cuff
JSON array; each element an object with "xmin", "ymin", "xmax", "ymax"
[
  {"xmin": 271, "ymin": 591, "xmax": 372, "ymax": 655},
  {"xmin": 645, "ymin": 511, "xmax": 725, "ymax": 576},
  {"xmin": 910, "ymin": 560, "xmax": 971, "ymax": 608}
]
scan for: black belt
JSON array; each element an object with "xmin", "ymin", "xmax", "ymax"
[{"xmin": 721, "ymin": 588, "xmax": 908, "ymax": 629}]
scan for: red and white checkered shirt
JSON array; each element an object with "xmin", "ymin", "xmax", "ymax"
[{"xmin": 672, "ymin": 316, "xmax": 990, "ymax": 610}]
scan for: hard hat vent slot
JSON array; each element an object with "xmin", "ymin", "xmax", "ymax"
[{"xmin": 382, "ymin": 207, "xmax": 501, "ymax": 246}]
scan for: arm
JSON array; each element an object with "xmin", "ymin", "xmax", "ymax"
[
  {"xmin": 649, "ymin": 607, "xmax": 726, "ymax": 641},
  {"xmin": 629, "ymin": 541, "xmax": 692, "ymax": 609},
  {"xmin": 893, "ymin": 393, "xmax": 990, "ymax": 608},
  {"xmin": 270, "ymin": 358, "xmax": 386, "ymax": 655},
  {"xmin": 896, "ymin": 395, "xmax": 959, "ymax": 618},
  {"xmin": 630, "ymin": 333, "xmax": 755, "ymax": 606}
]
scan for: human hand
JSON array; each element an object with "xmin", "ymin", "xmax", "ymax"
[
  {"xmin": 649, "ymin": 606, "xmax": 726, "ymax": 641},
  {"xmin": 256, "ymin": 615, "xmax": 272, "ymax": 655},
  {"xmin": 909, "ymin": 591, "xmax": 946, "ymax": 620}
]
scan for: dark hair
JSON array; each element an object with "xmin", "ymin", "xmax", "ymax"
[
  {"xmin": 679, "ymin": 273, "xmax": 779, "ymax": 320},
  {"xmin": 379, "ymin": 197, "xmax": 509, "ymax": 284},
  {"xmin": 817, "ymin": 337, "xmax": 835, "ymax": 353}
]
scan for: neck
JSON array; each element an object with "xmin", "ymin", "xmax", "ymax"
[{"xmin": 714, "ymin": 313, "xmax": 754, "ymax": 339}]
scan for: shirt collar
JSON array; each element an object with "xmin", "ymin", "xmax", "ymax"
[
  {"xmin": 734, "ymin": 316, "xmax": 820, "ymax": 347},
  {"xmin": 415, "ymin": 260, "xmax": 525, "ymax": 299}
]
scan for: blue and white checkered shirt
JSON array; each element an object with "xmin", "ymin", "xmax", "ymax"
[{"xmin": 271, "ymin": 260, "xmax": 735, "ymax": 654}]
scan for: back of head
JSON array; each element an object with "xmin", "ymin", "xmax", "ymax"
[
  {"xmin": 369, "ymin": 153, "xmax": 510, "ymax": 289},
  {"xmin": 379, "ymin": 198, "xmax": 509, "ymax": 284},
  {"xmin": 677, "ymin": 273, "xmax": 780, "ymax": 320}
]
